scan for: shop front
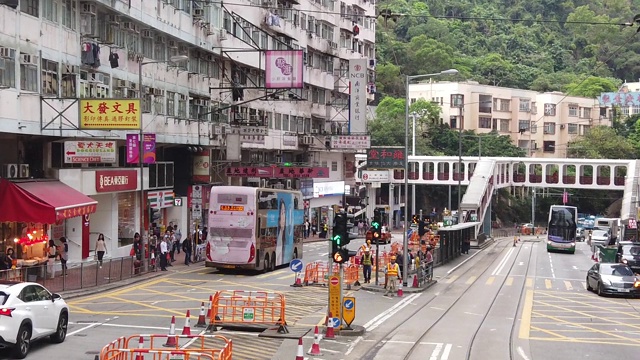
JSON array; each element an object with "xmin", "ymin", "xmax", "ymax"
[
  {"xmin": 309, "ymin": 180, "xmax": 345, "ymax": 231},
  {"xmin": 0, "ymin": 179, "xmax": 97, "ymax": 278}
]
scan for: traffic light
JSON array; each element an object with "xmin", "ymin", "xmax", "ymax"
[
  {"xmin": 332, "ymin": 247, "xmax": 357, "ymax": 264},
  {"xmin": 334, "ymin": 212, "xmax": 349, "ymax": 245},
  {"xmin": 418, "ymin": 220, "xmax": 427, "ymax": 237}
]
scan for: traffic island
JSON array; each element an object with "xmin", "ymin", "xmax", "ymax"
[
  {"xmin": 360, "ymin": 279, "xmax": 437, "ymax": 293},
  {"xmin": 335, "ymin": 324, "xmax": 365, "ymax": 336},
  {"xmin": 259, "ymin": 326, "xmax": 311, "ymax": 339}
]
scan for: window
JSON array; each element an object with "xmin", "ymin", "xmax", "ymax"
[
  {"xmin": 544, "ymin": 103, "xmax": 556, "ymax": 116},
  {"xmin": 20, "ymin": 0, "xmax": 38, "ymax": 17},
  {"xmin": 531, "ymin": 102, "xmax": 537, "ymax": 115},
  {"xmin": 61, "ymin": 0, "xmax": 76, "ymax": 30},
  {"xmin": 166, "ymin": 91, "xmax": 176, "ymax": 116},
  {"xmin": 154, "ymin": 92, "xmax": 164, "ymax": 115},
  {"xmin": 518, "ymin": 120, "xmax": 530, "ymax": 132},
  {"xmin": 499, "ymin": 119, "xmax": 509, "ymax": 133},
  {"xmin": 568, "ymin": 124, "xmax": 578, "ymax": 134},
  {"xmin": 331, "ymin": 161, "xmax": 338, "ymax": 172},
  {"xmin": 569, "ymin": 105, "xmax": 578, "ymax": 117},
  {"xmin": 530, "ymin": 122, "xmax": 537, "ymax": 134},
  {"xmin": 283, "ymin": 114, "xmax": 289, "ymax": 131},
  {"xmin": 0, "ymin": 54, "xmax": 16, "ymax": 89},
  {"xmin": 499, "ymin": 99, "xmax": 510, "ymax": 112},
  {"xmin": 42, "ymin": 0, "xmax": 58, "ymax": 22},
  {"xmin": 450, "ymin": 116, "xmax": 457, "ymax": 129},
  {"xmin": 478, "ymin": 117, "xmax": 491, "ymax": 129},
  {"xmin": 543, "ymin": 141, "xmax": 555, "ymax": 153},
  {"xmin": 142, "ymin": 93, "xmax": 152, "ymax": 113},
  {"xmin": 61, "ymin": 67, "xmax": 76, "ymax": 97},
  {"xmin": 41, "ymin": 59, "xmax": 59, "ymax": 95},
  {"xmin": 20, "ymin": 62, "xmax": 38, "ymax": 92},
  {"xmin": 581, "ymin": 107, "xmax": 592, "ymax": 119},
  {"xmin": 519, "ymin": 99, "xmax": 530, "ymax": 112},
  {"xmin": 451, "ymin": 94, "xmax": 464, "ymax": 107},
  {"xmin": 581, "ymin": 125, "xmax": 591, "ymax": 135},
  {"xmin": 177, "ymin": 94, "xmax": 187, "ymax": 118},
  {"xmin": 543, "ymin": 122, "xmax": 555, "ymax": 135}
]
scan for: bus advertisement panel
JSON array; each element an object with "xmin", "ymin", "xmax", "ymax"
[
  {"xmin": 261, "ymin": 190, "xmax": 304, "ymax": 265},
  {"xmin": 547, "ymin": 205, "xmax": 578, "ymax": 254}
]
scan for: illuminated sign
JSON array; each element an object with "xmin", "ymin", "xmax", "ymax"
[{"xmin": 220, "ymin": 205, "xmax": 245, "ymax": 211}]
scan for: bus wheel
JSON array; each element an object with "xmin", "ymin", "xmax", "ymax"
[
  {"xmin": 293, "ymin": 248, "xmax": 298, "ymax": 260},
  {"xmin": 263, "ymin": 255, "xmax": 270, "ymax": 273}
]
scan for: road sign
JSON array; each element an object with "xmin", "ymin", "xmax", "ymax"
[
  {"xmin": 289, "ymin": 259, "xmax": 304, "ymax": 273},
  {"xmin": 242, "ymin": 307, "xmax": 254, "ymax": 322},
  {"xmin": 342, "ymin": 296, "xmax": 355, "ymax": 327},
  {"xmin": 330, "ymin": 317, "xmax": 341, "ymax": 329},
  {"xmin": 328, "ymin": 275, "xmax": 341, "ymax": 328}
]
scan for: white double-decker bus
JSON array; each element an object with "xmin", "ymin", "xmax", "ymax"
[
  {"xmin": 547, "ymin": 205, "xmax": 578, "ymax": 254},
  {"xmin": 205, "ymin": 186, "xmax": 304, "ymax": 272}
]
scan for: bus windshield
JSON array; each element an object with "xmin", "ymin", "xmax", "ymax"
[{"xmin": 548, "ymin": 206, "xmax": 577, "ymax": 242}]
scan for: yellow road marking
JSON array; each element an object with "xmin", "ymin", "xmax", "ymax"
[
  {"xmin": 545, "ymin": 279, "xmax": 553, "ymax": 289},
  {"xmin": 526, "ymin": 278, "xmax": 533, "ymax": 288},
  {"xmin": 68, "ymin": 277, "xmax": 166, "ymax": 305},
  {"xmin": 445, "ymin": 275, "xmax": 459, "ymax": 284},
  {"xmin": 106, "ymin": 295, "xmax": 185, "ymax": 316},
  {"xmin": 519, "ymin": 289, "xmax": 533, "ymax": 339},
  {"xmin": 530, "ymin": 326, "xmax": 568, "ymax": 339},
  {"xmin": 537, "ymin": 291, "xmax": 640, "ymax": 320},
  {"xmin": 278, "ymin": 273, "xmax": 295, "ymax": 280},
  {"xmin": 506, "ymin": 277, "xmax": 514, "ymax": 286},
  {"xmin": 486, "ymin": 277, "xmax": 495, "ymax": 285},
  {"xmin": 564, "ymin": 281, "xmax": 573, "ymax": 291},
  {"xmin": 527, "ymin": 337, "xmax": 640, "ymax": 346},
  {"xmin": 465, "ymin": 276, "xmax": 477, "ymax": 284}
]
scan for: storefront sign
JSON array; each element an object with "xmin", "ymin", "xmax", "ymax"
[
  {"xmin": 313, "ymin": 181, "xmax": 345, "ymax": 198},
  {"xmin": 361, "ymin": 170, "xmax": 390, "ymax": 182},
  {"xmin": 330, "ymin": 135, "xmax": 370, "ymax": 149},
  {"xmin": 367, "ymin": 147, "xmax": 405, "ymax": 169},
  {"xmin": 95, "ymin": 170, "xmax": 137, "ymax": 193},
  {"xmin": 126, "ymin": 134, "xmax": 139, "ymax": 164},
  {"xmin": 192, "ymin": 150, "xmax": 211, "ymax": 183},
  {"xmin": 79, "ymin": 99, "xmax": 141, "ymax": 130},
  {"xmin": 265, "ymin": 50, "xmax": 304, "ymax": 89},
  {"xmin": 143, "ymin": 134, "xmax": 156, "ymax": 164},
  {"xmin": 349, "ymin": 59, "xmax": 368, "ymax": 134},
  {"xmin": 148, "ymin": 190, "xmax": 174, "ymax": 209},
  {"xmin": 300, "ymin": 179, "xmax": 314, "ymax": 199},
  {"xmin": 283, "ymin": 135, "xmax": 298, "ymax": 147},
  {"xmin": 225, "ymin": 166, "xmax": 330, "ymax": 179},
  {"xmin": 64, "ymin": 141, "xmax": 116, "ymax": 163}
]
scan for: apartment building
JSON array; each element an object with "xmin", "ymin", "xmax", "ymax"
[
  {"xmin": 409, "ymin": 81, "xmax": 610, "ymax": 158},
  {"xmin": 0, "ymin": 0, "xmax": 375, "ymax": 261},
  {"xmin": 597, "ymin": 81, "xmax": 640, "ymax": 118}
]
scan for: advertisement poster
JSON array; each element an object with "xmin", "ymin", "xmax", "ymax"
[
  {"xmin": 143, "ymin": 134, "xmax": 156, "ymax": 164},
  {"xmin": 265, "ymin": 50, "xmax": 304, "ymax": 89},
  {"xmin": 126, "ymin": 134, "xmax": 139, "ymax": 164},
  {"xmin": 263, "ymin": 191, "xmax": 304, "ymax": 264}
]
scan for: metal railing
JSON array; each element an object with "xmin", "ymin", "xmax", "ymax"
[{"xmin": 0, "ymin": 256, "xmax": 155, "ymax": 293}]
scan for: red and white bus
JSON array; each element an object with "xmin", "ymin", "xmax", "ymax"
[{"xmin": 205, "ymin": 186, "xmax": 304, "ymax": 271}]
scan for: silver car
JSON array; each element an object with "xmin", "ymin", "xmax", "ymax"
[
  {"xmin": 590, "ymin": 229, "xmax": 610, "ymax": 247},
  {"xmin": 586, "ymin": 263, "xmax": 640, "ymax": 297}
]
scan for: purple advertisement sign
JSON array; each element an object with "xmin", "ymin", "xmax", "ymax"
[
  {"xmin": 126, "ymin": 134, "xmax": 139, "ymax": 164},
  {"xmin": 265, "ymin": 50, "xmax": 304, "ymax": 89},
  {"xmin": 143, "ymin": 133, "xmax": 156, "ymax": 164}
]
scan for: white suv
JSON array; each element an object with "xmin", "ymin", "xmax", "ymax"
[{"xmin": 0, "ymin": 281, "xmax": 69, "ymax": 358}]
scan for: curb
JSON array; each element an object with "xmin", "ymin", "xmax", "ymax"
[
  {"xmin": 335, "ymin": 324, "xmax": 365, "ymax": 336},
  {"xmin": 360, "ymin": 279, "xmax": 437, "ymax": 293},
  {"xmin": 470, "ymin": 238, "xmax": 496, "ymax": 250}
]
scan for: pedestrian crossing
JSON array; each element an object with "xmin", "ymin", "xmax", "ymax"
[{"xmin": 442, "ymin": 275, "xmax": 589, "ymax": 292}]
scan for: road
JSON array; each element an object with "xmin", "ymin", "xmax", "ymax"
[{"xmin": 7, "ymin": 235, "xmax": 640, "ymax": 360}]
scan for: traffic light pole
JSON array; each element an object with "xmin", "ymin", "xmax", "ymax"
[
  {"xmin": 375, "ymin": 243, "xmax": 379, "ymax": 286},
  {"xmin": 339, "ymin": 262, "xmax": 344, "ymax": 329}
]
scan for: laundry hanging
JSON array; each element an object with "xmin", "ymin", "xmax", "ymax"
[
  {"xmin": 80, "ymin": 42, "xmax": 100, "ymax": 68},
  {"xmin": 109, "ymin": 52, "xmax": 119, "ymax": 68}
]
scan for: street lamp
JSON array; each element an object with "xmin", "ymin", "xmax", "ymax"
[
  {"xmin": 138, "ymin": 55, "xmax": 188, "ymax": 272},
  {"xmin": 404, "ymin": 68, "xmax": 458, "ymax": 285}
]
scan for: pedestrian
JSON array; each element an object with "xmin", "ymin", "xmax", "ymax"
[
  {"xmin": 464, "ymin": 237, "xmax": 471, "ymax": 254},
  {"xmin": 396, "ymin": 251, "xmax": 404, "ymax": 279},
  {"xmin": 164, "ymin": 236, "xmax": 173, "ymax": 267},
  {"xmin": 59, "ymin": 237, "xmax": 68, "ymax": 276},
  {"xmin": 174, "ymin": 227, "xmax": 182, "ymax": 254},
  {"xmin": 362, "ymin": 248, "xmax": 372, "ymax": 283},
  {"xmin": 159, "ymin": 235, "xmax": 168, "ymax": 271},
  {"xmin": 47, "ymin": 239, "xmax": 57, "ymax": 279},
  {"xmin": 183, "ymin": 236, "xmax": 192, "ymax": 266},
  {"xmin": 133, "ymin": 233, "xmax": 142, "ymax": 261},
  {"xmin": 384, "ymin": 256, "xmax": 400, "ymax": 296},
  {"xmin": 95, "ymin": 233, "xmax": 107, "ymax": 268},
  {"xmin": 166, "ymin": 230, "xmax": 176, "ymax": 262},
  {"xmin": 1, "ymin": 248, "xmax": 15, "ymax": 270},
  {"xmin": 304, "ymin": 219, "xmax": 310, "ymax": 239}
]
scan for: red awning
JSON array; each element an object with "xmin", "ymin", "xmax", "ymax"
[{"xmin": 0, "ymin": 179, "xmax": 97, "ymax": 223}]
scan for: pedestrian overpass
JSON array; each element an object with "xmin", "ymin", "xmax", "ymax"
[{"xmin": 355, "ymin": 155, "xmax": 640, "ymax": 235}]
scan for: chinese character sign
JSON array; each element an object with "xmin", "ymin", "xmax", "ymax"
[
  {"xmin": 330, "ymin": 135, "xmax": 371, "ymax": 149},
  {"xmin": 366, "ymin": 147, "xmax": 405, "ymax": 169},
  {"xmin": 143, "ymin": 134, "xmax": 156, "ymax": 164},
  {"xmin": 64, "ymin": 141, "xmax": 116, "ymax": 163},
  {"xmin": 598, "ymin": 92, "xmax": 640, "ymax": 106},
  {"xmin": 349, "ymin": 59, "xmax": 368, "ymax": 134},
  {"xmin": 79, "ymin": 99, "xmax": 141, "ymax": 130},
  {"xmin": 265, "ymin": 50, "xmax": 304, "ymax": 89},
  {"xmin": 126, "ymin": 134, "xmax": 139, "ymax": 164}
]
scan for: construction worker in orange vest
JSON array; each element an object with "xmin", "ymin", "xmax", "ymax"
[
  {"xmin": 384, "ymin": 255, "xmax": 401, "ymax": 296},
  {"xmin": 361, "ymin": 239, "xmax": 372, "ymax": 253}
]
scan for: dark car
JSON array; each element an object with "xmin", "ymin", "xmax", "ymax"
[
  {"xmin": 586, "ymin": 263, "xmax": 640, "ymax": 297},
  {"xmin": 617, "ymin": 242, "xmax": 640, "ymax": 273}
]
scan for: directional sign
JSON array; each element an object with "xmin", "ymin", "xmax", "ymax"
[
  {"xmin": 342, "ymin": 296, "xmax": 355, "ymax": 327},
  {"xmin": 289, "ymin": 259, "xmax": 304, "ymax": 273},
  {"xmin": 330, "ymin": 317, "xmax": 341, "ymax": 329},
  {"xmin": 64, "ymin": 140, "xmax": 116, "ymax": 163},
  {"xmin": 328, "ymin": 275, "xmax": 341, "ymax": 328}
]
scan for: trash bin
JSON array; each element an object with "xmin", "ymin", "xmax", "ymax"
[{"xmin": 597, "ymin": 245, "xmax": 618, "ymax": 263}]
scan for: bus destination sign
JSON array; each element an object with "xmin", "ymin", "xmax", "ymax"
[{"xmin": 220, "ymin": 205, "xmax": 244, "ymax": 211}]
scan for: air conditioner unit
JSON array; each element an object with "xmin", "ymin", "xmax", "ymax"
[
  {"xmin": 62, "ymin": 64, "xmax": 78, "ymax": 74},
  {"xmin": 81, "ymin": 2, "xmax": 97, "ymax": 15},
  {"xmin": 129, "ymin": 82, "xmax": 137, "ymax": 90},
  {"xmin": 20, "ymin": 54, "xmax": 37, "ymax": 65},
  {"xmin": 167, "ymin": 40, "xmax": 178, "ymax": 48},
  {"xmin": 106, "ymin": 15, "xmax": 120, "ymax": 25},
  {"xmin": 155, "ymin": 35, "xmax": 166, "ymax": 44},
  {"xmin": 141, "ymin": 29, "xmax": 153, "ymax": 38},
  {"xmin": 0, "ymin": 47, "xmax": 14, "ymax": 59},
  {"xmin": 89, "ymin": 73, "xmax": 105, "ymax": 83},
  {"xmin": 286, "ymin": 179, "xmax": 292, "ymax": 190},
  {"xmin": 132, "ymin": 24, "xmax": 140, "ymax": 34},
  {"xmin": 219, "ymin": 29, "xmax": 228, "ymax": 40},
  {"xmin": 19, "ymin": 164, "xmax": 29, "ymax": 178},
  {"xmin": 260, "ymin": 179, "xmax": 268, "ymax": 188},
  {"xmin": 193, "ymin": 99, "xmax": 205, "ymax": 106},
  {"xmin": 121, "ymin": 22, "xmax": 135, "ymax": 31},
  {"xmin": 4, "ymin": 164, "xmax": 18, "ymax": 179},
  {"xmin": 193, "ymin": 8, "xmax": 204, "ymax": 18}
]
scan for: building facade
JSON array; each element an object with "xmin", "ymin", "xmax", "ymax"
[
  {"xmin": 409, "ymin": 81, "xmax": 610, "ymax": 158},
  {"xmin": 0, "ymin": 0, "xmax": 375, "ymax": 261}
]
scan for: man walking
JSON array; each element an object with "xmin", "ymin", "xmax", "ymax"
[
  {"xmin": 362, "ymin": 248, "xmax": 372, "ymax": 283},
  {"xmin": 384, "ymin": 256, "xmax": 400, "ymax": 296},
  {"xmin": 159, "ymin": 236, "xmax": 168, "ymax": 271}
]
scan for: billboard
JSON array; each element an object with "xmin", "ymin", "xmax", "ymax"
[
  {"xmin": 64, "ymin": 140, "xmax": 116, "ymax": 163},
  {"xmin": 263, "ymin": 191, "xmax": 304, "ymax": 264},
  {"xmin": 225, "ymin": 166, "xmax": 330, "ymax": 178},
  {"xmin": 598, "ymin": 92, "xmax": 640, "ymax": 106},
  {"xmin": 79, "ymin": 99, "xmax": 141, "ymax": 130},
  {"xmin": 349, "ymin": 59, "xmax": 368, "ymax": 134},
  {"xmin": 265, "ymin": 50, "xmax": 304, "ymax": 89},
  {"xmin": 330, "ymin": 135, "xmax": 370, "ymax": 149},
  {"xmin": 367, "ymin": 147, "xmax": 406, "ymax": 169}
]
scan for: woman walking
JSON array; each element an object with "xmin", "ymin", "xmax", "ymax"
[{"xmin": 95, "ymin": 233, "xmax": 107, "ymax": 268}]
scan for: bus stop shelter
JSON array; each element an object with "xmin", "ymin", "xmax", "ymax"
[{"xmin": 436, "ymin": 222, "xmax": 480, "ymax": 265}]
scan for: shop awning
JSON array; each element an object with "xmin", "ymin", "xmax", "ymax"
[{"xmin": 0, "ymin": 179, "xmax": 97, "ymax": 223}]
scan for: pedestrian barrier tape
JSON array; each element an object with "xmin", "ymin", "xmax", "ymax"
[
  {"xmin": 98, "ymin": 334, "xmax": 232, "ymax": 360},
  {"xmin": 208, "ymin": 290, "xmax": 288, "ymax": 333}
]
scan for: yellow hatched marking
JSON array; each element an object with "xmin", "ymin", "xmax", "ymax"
[
  {"xmin": 505, "ymin": 277, "xmax": 514, "ymax": 286},
  {"xmin": 545, "ymin": 279, "xmax": 553, "ymax": 289},
  {"xmin": 564, "ymin": 281, "xmax": 573, "ymax": 291},
  {"xmin": 466, "ymin": 276, "xmax": 477, "ymax": 284},
  {"xmin": 486, "ymin": 276, "xmax": 495, "ymax": 285},
  {"xmin": 445, "ymin": 275, "xmax": 459, "ymax": 284},
  {"xmin": 526, "ymin": 278, "xmax": 534, "ymax": 288}
]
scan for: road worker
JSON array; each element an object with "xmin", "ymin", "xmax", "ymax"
[
  {"xmin": 362, "ymin": 248, "xmax": 372, "ymax": 283},
  {"xmin": 384, "ymin": 255, "xmax": 401, "ymax": 296},
  {"xmin": 361, "ymin": 239, "xmax": 372, "ymax": 252}
]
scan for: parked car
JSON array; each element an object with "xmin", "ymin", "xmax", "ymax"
[
  {"xmin": 617, "ymin": 241, "xmax": 640, "ymax": 273},
  {"xmin": 0, "ymin": 281, "xmax": 69, "ymax": 358},
  {"xmin": 586, "ymin": 263, "xmax": 640, "ymax": 297}
]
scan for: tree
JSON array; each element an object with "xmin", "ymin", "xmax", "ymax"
[
  {"xmin": 563, "ymin": 76, "xmax": 619, "ymax": 98},
  {"xmin": 567, "ymin": 126, "xmax": 636, "ymax": 159}
]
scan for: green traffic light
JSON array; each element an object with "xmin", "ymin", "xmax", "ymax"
[
  {"xmin": 333, "ymin": 234, "xmax": 342, "ymax": 246},
  {"xmin": 371, "ymin": 221, "xmax": 380, "ymax": 230}
]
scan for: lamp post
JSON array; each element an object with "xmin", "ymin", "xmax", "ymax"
[
  {"xmin": 404, "ymin": 68, "xmax": 458, "ymax": 285},
  {"xmin": 138, "ymin": 55, "xmax": 188, "ymax": 272},
  {"xmin": 458, "ymin": 103, "xmax": 463, "ymax": 225}
]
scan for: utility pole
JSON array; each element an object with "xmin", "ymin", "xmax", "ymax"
[
  {"xmin": 532, "ymin": 188, "xmax": 536, "ymax": 226},
  {"xmin": 457, "ymin": 104, "xmax": 463, "ymax": 224}
]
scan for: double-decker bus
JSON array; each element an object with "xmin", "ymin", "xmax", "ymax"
[
  {"xmin": 205, "ymin": 186, "xmax": 304, "ymax": 272},
  {"xmin": 547, "ymin": 205, "xmax": 578, "ymax": 254}
]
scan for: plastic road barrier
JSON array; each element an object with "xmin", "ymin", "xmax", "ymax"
[
  {"xmin": 209, "ymin": 290, "xmax": 289, "ymax": 333},
  {"xmin": 303, "ymin": 261, "xmax": 338, "ymax": 286},
  {"xmin": 99, "ymin": 334, "xmax": 232, "ymax": 360}
]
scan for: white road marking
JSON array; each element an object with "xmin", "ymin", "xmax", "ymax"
[
  {"xmin": 548, "ymin": 253, "xmax": 556, "ymax": 279},
  {"xmin": 492, "ymin": 247, "xmax": 514, "ymax": 276},
  {"xmin": 517, "ymin": 346, "xmax": 531, "ymax": 360},
  {"xmin": 68, "ymin": 321, "xmax": 104, "ymax": 336},
  {"xmin": 430, "ymin": 343, "xmax": 443, "ymax": 360},
  {"xmin": 518, "ymin": 262, "xmax": 524, "ymax": 266},
  {"xmin": 441, "ymin": 343, "xmax": 453, "ymax": 360},
  {"xmin": 344, "ymin": 336, "xmax": 362, "ymax": 356},
  {"xmin": 572, "ymin": 265, "xmax": 578, "ymax": 270},
  {"xmin": 464, "ymin": 312, "xmax": 483, "ymax": 316},
  {"xmin": 364, "ymin": 294, "xmax": 421, "ymax": 331},
  {"xmin": 319, "ymin": 252, "xmax": 328, "ymax": 257},
  {"xmin": 446, "ymin": 249, "xmax": 484, "ymax": 274}
]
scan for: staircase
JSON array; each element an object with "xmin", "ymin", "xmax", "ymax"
[
  {"xmin": 621, "ymin": 160, "xmax": 640, "ymax": 220},
  {"xmin": 459, "ymin": 159, "xmax": 496, "ymax": 235}
]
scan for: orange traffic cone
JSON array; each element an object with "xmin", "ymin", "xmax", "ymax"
[
  {"xmin": 195, "ymin": 302, "xmax": 207, "ymax": 328},
  {"xmin": 412, "ymin": 274, "xmax": 419, "ymax": 288},
  {"xmin": 295, "ymin": 337, "xmax": 304, "ymax": 360},
  {"xmin": 206, "ymin": 295, "xmax": 213, "ymax": 319},
  {"xmin": 291, "ymin": 272, "xmax": 303, "ymax": 287},
  {"xmin": 307, "ymin": 325, "xmax": 323, "ymax": 355},
  {"xmin": 135, "ymin": 336, "xmax": 144, "ymax": 360},
  {"xmin": 397, "ymin": 281, "xmax": 403, "ymax": 297},
  {"xmin": 163, "ymin": 316, "xmax": 177, "ymax": 347},
  {"xmin": 182, "ymin": 310, "xmax": 192, "ymax": 336},
  {"xmin": 325, "ymin": 312, "xmax": 335, "ymax": 339}
]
